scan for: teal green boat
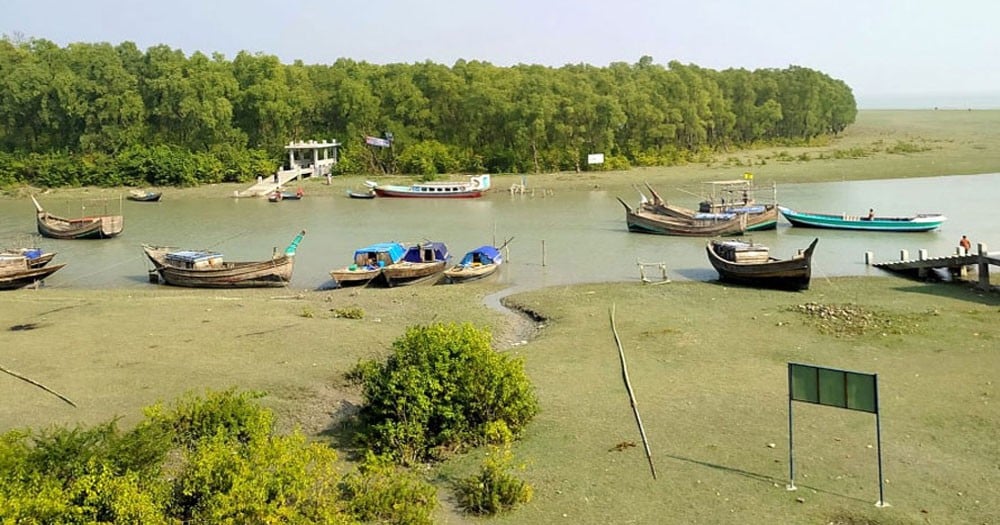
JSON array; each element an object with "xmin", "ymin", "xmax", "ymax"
[{"xmin": 778, "ymin": 206, "xmax": 946, "ymax": 232}]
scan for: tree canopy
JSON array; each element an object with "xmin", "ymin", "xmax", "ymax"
[{"xmin": 0, "ymin": 37, "xmax": 857, "ymax": 184}]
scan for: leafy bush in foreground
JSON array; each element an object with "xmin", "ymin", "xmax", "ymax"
[
  {"xmin": 352, "ymin": 322, "xmax": 539, "ymax": 464},
  {"xmin": 0, "ymin": 389, "xmax": 440, "ymax": 523}
]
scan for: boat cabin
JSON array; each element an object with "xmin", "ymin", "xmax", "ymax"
[
  {"xmin": 714, "ymin": 240, "xmax": 770, "ymax": 263},
  {"xmin": 165, "ymin": 250, "xmax": 224, "ymax": 269}
]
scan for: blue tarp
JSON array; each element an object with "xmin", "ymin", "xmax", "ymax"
[
  {"xmin": 459, "ymin": 245, "xmax": 501, "ymax": 266},
  {"xmin": 354, "ymin": 242, "xmax": 406, "ymax": 267},
  {"xmin": 401, "ymin": 241, "xmax": 449, "ymax": 263}
]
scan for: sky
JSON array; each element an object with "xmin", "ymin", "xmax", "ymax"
[{"xmin": 4, "ymin": 0, "xmax": 1000, "ymax": 108}]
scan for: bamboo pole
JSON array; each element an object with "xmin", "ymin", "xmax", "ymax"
[
  {"xmin": 0, "ymin": 365, "xmax": 77, "ymax": 407},
  {"xmin": 541, "ymin": 240, "xmax": 546, "ymax": 267},
  {"xmin": 609, "ymin": 304, "xmax": 657, "ymax": 479}
]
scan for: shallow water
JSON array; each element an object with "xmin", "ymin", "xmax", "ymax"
[{"xmin": 2, "ymin": 172, "xmax": 998, "ymax": 293}]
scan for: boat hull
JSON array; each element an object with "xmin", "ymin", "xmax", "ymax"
[
  {"xmin": 143, "ymin": 246, "xmax": 295, "ymax": 288},
  {"xmin": 778, "ymin": 207, "xmax": 945, "ymax": 232},
  {"xmin": 367, "ymin": 174, "xmax": 490, "ymax": 198},
  {"xmin": 706, "ymin": 238, "xmax": 818, "ymax": 291},
  {"xmin": 329, "ymin": 267, "xmax": 387, "ymax": 287},
  {"xmin": 37, "ymin": 213, "xmax": 124, "ymax": 239},
  {"xmin": 621, "ymin": 200, "xmax": 778, "ymax": 237},
  {"xmin": 127, "ymin": 192, "xmax": 162, "ymax": 202},
  {"xmin": 0, "ymin": 263, "xmax": 66, "ymax": 290},
  {"xmin": 382, "ymin": 261, "xmax": 447, "ymax": 287},
  {"xmin": 443, "ymin": 263, "xmax": 499, "ymax": 283}
]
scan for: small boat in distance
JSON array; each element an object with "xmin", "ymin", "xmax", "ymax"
[
  {"xmin": 329, "ymin": 242, "xmax": 406, "ymax": 288},
  {"xmin": 778, "ymin": 206, "xmax": 946, "ymax": 232},
  {"xmin": 268, "ymin": 188, "xmax": 304, "ymax": 202},
  {"xmin": 0, "ymin": 253, "xmax": 66, "ymax": 290},
  {"xmin": 143, "ymin": 230, "xmax": 305, "ymax": 288},
  {"xmin": 444, "ymin": 239, "xmax": 511, "ymax": 284},
  {"xmin": 32, "ymin": 195, "xmax": 124, "ymax": 240},
  {"xmin": 127, "ymin": 190, "xmax": 162, "ymax": 202},
  {"xmin": 365, "ymin": 174, "xmax": 490, "ymax": 198},
  {"xmin": 706, "ymin": 237, "xmax": 819, "ymax": 291},
  {"xmin": 382, "ymin": 241, "xmax": 450, "ymax": 286},
  {"xmin": 347, "ymin": 188, "xmax": 376, "ymax": 199}
]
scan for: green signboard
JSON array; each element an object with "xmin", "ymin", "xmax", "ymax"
[{"xmin": 789, "ymin": 363, "xmax": 878, "ymax": 414}]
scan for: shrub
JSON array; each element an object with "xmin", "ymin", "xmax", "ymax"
[
  {"xmin": 339, "ymin": 451, "xmax": 437, "ymax": 524},
  {"xmin": 169, "ymin": 432, "xmax": 344, "ymax": 524},
  {"xmin": 331, "ymin": 306, "xmax": 365, "ymax": 319},
  {"xmin": 455, "ymin": 444, "xmax": 532, "ymax": 515},
  {"xmin": 353, "ymin": 322, "xmax": 538, "ymax": 464},
  {"xmin": 141, "ymin": 388, "xmax": 272, "ymax": 449}
]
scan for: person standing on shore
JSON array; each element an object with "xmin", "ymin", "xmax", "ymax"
[{"xmin": 960, "ymin": 235, "xmax": 972, "ymax": 254}]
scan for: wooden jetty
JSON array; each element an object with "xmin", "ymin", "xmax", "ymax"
[
  {"xmin": 236, "ymin": 139, "xmax": 341, "ymax": 197},
  {"xmin": 867, "ymin": 243, "xmax": 1000, "ymax": 290}
]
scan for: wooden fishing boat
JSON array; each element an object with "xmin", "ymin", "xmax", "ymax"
[
  {"xmin": 0, "ymin": 255, "xmax": 66, "ymax": 290},
  {"xmin": 621, "ymin": 180, "xmax": 779, "ymax": 236},
  {"xmin": 143, "ymin": 230, "xmax": 305, "ymax": 288},
  {"xmin": 618, "ymin": 196, "xmax": 777, "ymax": 237},
  {"xmin": 127, "ymin": 190, "xmax": 162, "ymax": 202},
  {"xmin": 706, "ymin": 237, "xmax": 819, "ymax": 291},
  {"xmin": 0, "ymin": 248, "xmax": 56, "ymax": 268},
  {"xmin": 32, "ymin": 195, "xmax": 124, "ymax": 240},
  {"xmin": 444, "ymin": 245, "xmax": 504, "ymax": 283},
  {"xmin": 778, "ymin": 206, "xmax": 947, "ymax": 232},
  {"xmin": 365, "ymin": 174, "xmax": 490, "ymax": 198},
  {"xmin": 329, "ymin": 242, "xmax": 406, "ymax": 288},
  {"xmin": 346, "ymin": 189, "xmax": 376, "ymax": 199},
  {"xmin": 382, "ymin": 241, "xmax": 450, "ymax": 286}
]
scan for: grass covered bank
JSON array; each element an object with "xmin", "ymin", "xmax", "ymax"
[
  {"xmin": 488, "ymin": 277, "xmax": 999, "ymax": 524},
  {"xmin": 1, "ymin": 276, "xmax": 997, "ymax": 523}
]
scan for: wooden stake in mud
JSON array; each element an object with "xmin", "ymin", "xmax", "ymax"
[
  {"xmin": 609, "ymin": 304, "xmax": 657, "ymax": 479},
  {"xmin": 1, "ymin": 365, "xmax": 77, "ymax": 407}
]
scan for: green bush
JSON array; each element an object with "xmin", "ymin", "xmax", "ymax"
[
  {"xmin": 169, "ymin": 431, "xmax": 345, "ymax": 524},
  {"xmin": 353, "ymin": 322, "xmax": 539, "ymax": 464},
  {"xmin": 455, "ymin": 444, "xmax": 533, "ymax": 515},
  {"xmin": 339, "ymin": 451, "xmax": 437, "ymax": 524},
  {"xmin": 141, "ymin": 388, "xmax": 272, "ymax": 449}
]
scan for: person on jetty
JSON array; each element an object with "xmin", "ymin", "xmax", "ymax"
[
  {"xmin": 864, "ymin": 208, "xmax": 875, "ymax": 221},
  {"xmin": 960, "ymin": 235, "xmax": 972, "ymax": 254}
]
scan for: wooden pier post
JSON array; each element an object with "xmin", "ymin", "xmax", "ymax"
[
  {"xmin": 899, "ymin": 249, "xmax": 908, "ymax": 261},
  {"xmin": 541, "ymin": 240, "xmax": 546, "ymax": 267},
  {"xmin": 918, "ymin": 249, "xmax": 928, "ymax": 260},
  {"xmin": 978, "ymin": 243, "xmax": 990, "ymax": 291},
  {"xmin": 865, "ymin": 251, "xmax": 874, "ymax": 265}
]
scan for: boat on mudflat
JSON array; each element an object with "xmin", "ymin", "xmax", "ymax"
[
  {"xmin": 329, "ymin": 242, "xmax": 406, "ymax": 288},
  {"xmin": 382, "ymin": 241, "xmax": 450, "ymax": 286},
  {"xmin": 444, "ymin": 243, "xmax": 506, "ymax": 284},
  {"xmin": 32, "ymin": 195, "xmax": 124, "ymax": 240},
  {"xmin": 0, "ymin": 254, "xmax": 66, "ymax": 290},
  {"xmin": 706, "ymin": 238, "xmax": 819, "ymax": 291},
  {"xmin": 778, "ymin": 206, "xmax": 946, "ymax": 232},
  {"xmin": 127, "ymin": 190, "xmax": 162, "ymax": 202},
  {"xmin": 143, "ymin": 231, "xmax": 305, "ymax": 288},
  {"xmin": 365, "ymin": 174, "xmax": 490, "ymax": 198}
]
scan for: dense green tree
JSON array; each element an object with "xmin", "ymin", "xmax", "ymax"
[{"xmin": 0, "ymin": 38, "xmax": 858, "ymax": 185}]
